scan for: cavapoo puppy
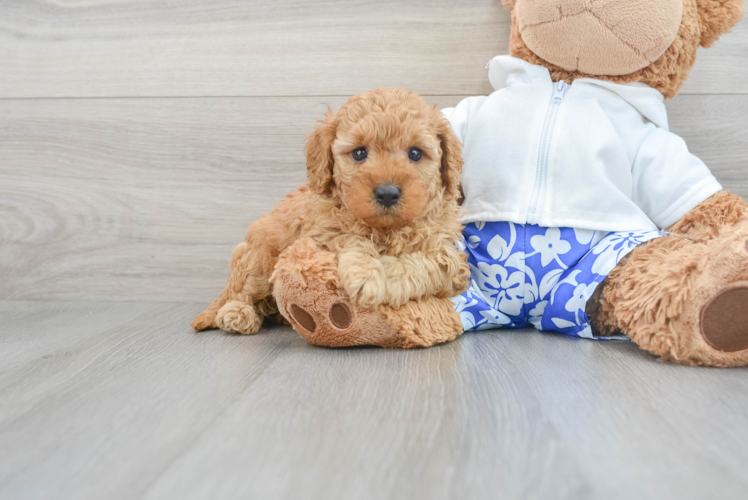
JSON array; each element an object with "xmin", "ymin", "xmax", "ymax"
[{"xmin": 192, "ymin": 89, "xmax": 470, "ymax": 345}]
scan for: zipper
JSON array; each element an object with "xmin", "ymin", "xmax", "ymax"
[{"xmin": 526, "ymin": 80, "xmax": 569, "ymax": 224}]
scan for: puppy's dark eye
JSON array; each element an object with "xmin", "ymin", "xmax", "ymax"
[
  {"xmin": 352, "ymin": 147, "xmax": 368, "ymax": 162},
  {"xmin": 408, "ymin": 147, "xmax": 423, "ymax": 162}
]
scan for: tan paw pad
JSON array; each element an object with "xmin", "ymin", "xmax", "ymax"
[
  {"xmin": 290, "ymin": 304, "xmax": 317, "ymax": 333},
  {"xmin": 329, "ymin": 303, "xmax": 352, "ymax": 330},
  {"xmin": 701, "ymin": 286, "xmax": 748, "ymax": 353}
]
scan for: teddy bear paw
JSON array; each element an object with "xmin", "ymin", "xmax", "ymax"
[
  {"xmin": 286, "ymin": 301, "xmax": 355, "ymax": 338},
  {"xmin": 677, "ymin": 225, "xmax": 748, "ymax": 366},
  {"xmin": 700, "ymin": 285, "xmax": 748, "ymax": 354},
  {"xmin": 273, "ymin": 266, "xmax": 403, "ymax": 348}
]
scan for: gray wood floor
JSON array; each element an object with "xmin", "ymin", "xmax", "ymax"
[
  {"xmin": 2, "ymin": 301, "xmax": 748, "ymax": 500},
  {"xmin": 1, "ymin": 1, "xmax": 748, "ymax": 499}
]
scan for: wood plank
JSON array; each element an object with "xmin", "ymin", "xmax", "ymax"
[
  {"xmin": 1, "ymin": 94, "xmax": 746, "ymax": 302},
  {"xmin": 667, "ymin": 95, "xmax": 748, "ymax": 195},
  {"xmin": 141, "ymin": 327, "xmax": 591, "ymax": 500},
  {"xmin": 491, "ymin": 331, "xmax": 748, "ymax": 500},
  {"xmin": 0, "ymin": 0, "xmax": 507, "ymax": 99},
  {"xmin": 0, "ymin": 301, "xmax": 296, "ymax": 500},
  {"xmin": 0, "ymin": 96, "xmax": 330, "ymax": 303},
  {"xmin": 0, "ymin": 301, "xmax": 156, "ymax": 371},
  {"xmin": 1, "ymin": 301, "xmax": 747, "ymax": 499},
  {"xmin": 680, "ymin": 23, "xmax": 748, "ymax": 95},
  {"xmin": 0, "ymin": 1, "xmax": 745, "ymax": 98},
  {"xmin": 0, "ymin": 301, "xmax": 595, "ymax": 499}
]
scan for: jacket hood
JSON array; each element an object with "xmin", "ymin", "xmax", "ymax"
[{"xmin": 487, "ymin": 55, "xmax": 670, "ymax": 130}]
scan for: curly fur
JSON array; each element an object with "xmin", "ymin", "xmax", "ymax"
[
  {"xmin": 504, "ymin": 0, "xmax": 744, "ymax": 98},
  {"xmin": 192, "ymin": 89, "xmax": 470, "ymax": 335}
]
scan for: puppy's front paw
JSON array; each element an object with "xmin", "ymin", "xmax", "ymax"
[
  {"xmin": 378, "ymin": 256, "xmax": 417, "ymax": 308},
  {"xmin": 338, "ymin": 254, "xmax": 387, "ymax": 308},
  {"xmin": 340, "ymin": 270, "xmax": 387, "ymax": 308},
  {"xmin": 355, "ymin": 278, "xmax": 389, "ymax": 308}
]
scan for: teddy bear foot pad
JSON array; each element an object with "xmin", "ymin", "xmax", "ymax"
[
  {"xmin": 701, "ymin": 286, "xmax": 748, "ymax": 353},
  {"xmin": 288, "ymin": 302, "xmax": 352, "ymax": 335}
]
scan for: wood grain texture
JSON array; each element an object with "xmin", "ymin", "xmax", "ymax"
[
  {"xmin": 0, "ymin": 301, "xmax": 746, "ymax": 500},
  {"xmin": 495, "ymin": 331, "xmax": 748, "ymax": 500},
  {"xmin": 0, "ymin": 301, "xmax": 295, "ymax": 500},
  {"xmin": 0, "ymin": 96, "xmax": 748, "ymax": 302},
  {"xmin": 1, "ymin": 94, "xmax": 747, "ymax": 302},
  {"xmin": 0, "ymin": 0, "xmax": 745, "ymax": 99},
  {"xmin": 668, "ymin": 96, "xmax": 748, "ymax": 195},
  {"xmin": 0, "ymin": 0, "xmax": 506, "ymax": 99}
]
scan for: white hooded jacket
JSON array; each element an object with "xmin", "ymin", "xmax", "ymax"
[{"xmin": 442, "ymin": 55, "xmax": 722, "ymax": 232}]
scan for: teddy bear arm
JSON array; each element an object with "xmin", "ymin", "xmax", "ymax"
[
  {"xmin": 667, "ymin": 191, "xmax": 748, "ymax": 242},
  {"xmin": 273, "ymin": 239, "xmax": 462, "ymax": 348}
]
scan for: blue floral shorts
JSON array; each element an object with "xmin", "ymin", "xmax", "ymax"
[{"xmin": 451, "ymin": 222, "xmax": 663, "ymax": 339}]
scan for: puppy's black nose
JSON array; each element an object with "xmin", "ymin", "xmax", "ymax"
[{"xmin": 374, "ymin": 184, "xmax": 402, "ymax": 208}]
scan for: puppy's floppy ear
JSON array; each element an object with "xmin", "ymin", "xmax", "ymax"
[
  {"xmin": 436, "ymin": 113, "xmax": 463, "ymax": 203},
  {"xmin": 305, "ymin": 109, "xmax": 338, "ymax": 196},
  {"xmin": 501, "ymin": 0, "xmax": 516, "ymax": 10},
  {"xmin": 696, "ymin": 0, "xmax": 744, "ymax": 47}
]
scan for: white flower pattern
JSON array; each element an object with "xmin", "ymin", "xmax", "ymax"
[
  {"xmin": 451, "ymin": 290, "xmax": 480, "ymax": 329},
  {"xmin": 590, "ymin": 231, "xmax": 657, "ymax": 275},
  {"xmin": 472, "ymin": 262, "xmax": 526, "ymax": 317},
  {"xmin": 529, "ymin": 227, "xmax": 572, "ymax": 267},
  {"xmin": 453, "ymin": 222, "xmax": 663, "ymax": 338}
]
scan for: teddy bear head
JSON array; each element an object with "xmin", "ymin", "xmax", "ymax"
[{"xmin": 501, "ymin": 0, "xmax": 744, "ymax": 98}]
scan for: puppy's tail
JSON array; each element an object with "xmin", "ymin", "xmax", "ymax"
[{"xmin": 192, "ymin": 299, "xmax": 221, "ymax": 331}]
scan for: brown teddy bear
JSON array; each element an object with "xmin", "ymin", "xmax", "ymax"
[{"xmin": 439, "ymin": 0, "xmax": 746, "ymax": 367}]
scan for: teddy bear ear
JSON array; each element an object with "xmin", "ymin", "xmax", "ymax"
[
  {"xmin": 501, "ymin": 0, "xmax": 516, "ymax": 10},
  {"xmin": 696, "ymin": 0, "xmax": 745, "ymax": 48}
]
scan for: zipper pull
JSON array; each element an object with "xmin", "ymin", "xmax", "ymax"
[{"xmin": 552, "ymin": 81, "xmax": 569, "ymax": 103}]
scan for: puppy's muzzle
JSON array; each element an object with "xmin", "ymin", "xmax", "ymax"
[{"xmin": 374, "ymin": 184, "xmax": 402, "ymax": 208}]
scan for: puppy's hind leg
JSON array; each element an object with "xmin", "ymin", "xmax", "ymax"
[
  {"xmin": 216, "ymin": 300, "xmax": 263, "ymax": 335},
  {"xmin": 193, "ymin": 213, "xmax": 288, "ymax": 334},
  {"xmin": 214, "ymin": 295, "xmax": 281, "ymax": 335},
  {"xmin": 191, "ymin": 298, "xmax": 221, "ymax": 331}
]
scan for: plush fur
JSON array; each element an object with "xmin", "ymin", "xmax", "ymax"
[
  {"xmin": 669, "ymin": 190, "xmax": 748, "ymax": 241},
  {"xmin": 193, "ymin": 89, "xmax": 470, "ymax": 347},
  {"xmin": 514, "ymin": 0, "xmax": 684, "ymax": 76},
  {"xmin": 591, "ymin": 219, "xmax": 748, "ymax": 367},
  {"xmin": 501, "ymin": 0, "xmax": 748, "ymax": 366}
]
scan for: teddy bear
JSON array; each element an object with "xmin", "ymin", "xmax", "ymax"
[
  {"xmin": 439, "ymin": 0, "xmax": 747, "ymax": 367},
  {"xmin": 273, "ymin": 0, "xmax": 748, "ymax": 368}
]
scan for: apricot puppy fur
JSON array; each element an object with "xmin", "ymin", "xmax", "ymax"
[{"xmin": 192, "ymin": 89, "xmax": 470, "ymax": 336}]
